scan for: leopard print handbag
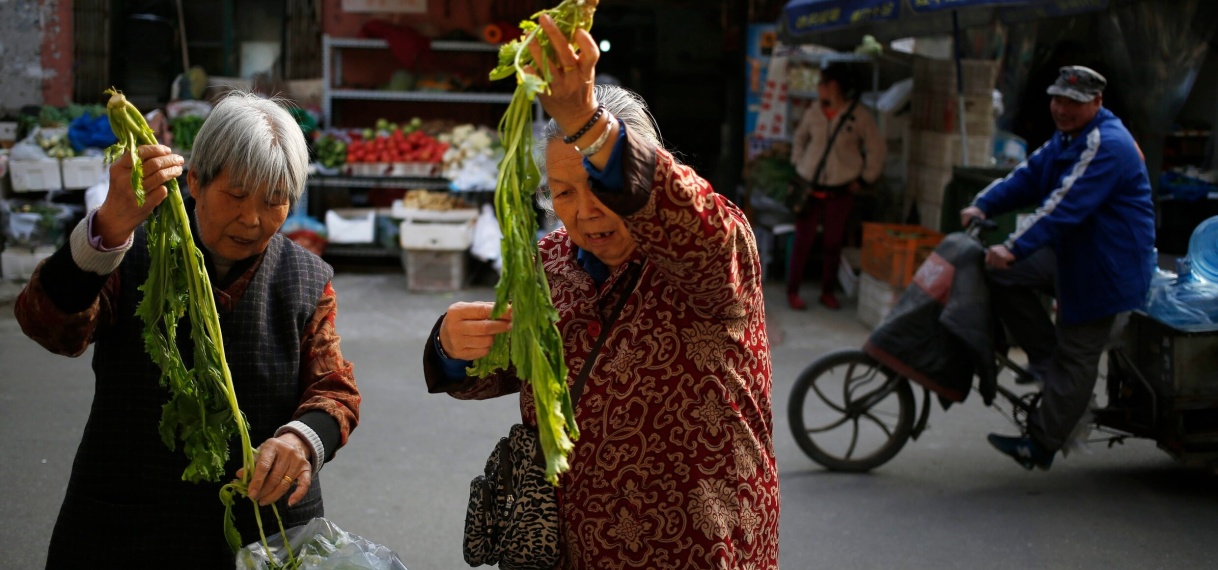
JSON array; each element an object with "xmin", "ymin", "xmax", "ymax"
[
  {"xmin": 462, "ymin": 424, "xmax": 560, "ymax": 569},
  {"xmin": 462, "ymin": 267, "xmax": 642, "ymax": 568}
]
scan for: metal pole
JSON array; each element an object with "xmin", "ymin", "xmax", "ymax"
[{"xmin": 953, "ymin": 10, "xmax": 970, "ymax": 167}]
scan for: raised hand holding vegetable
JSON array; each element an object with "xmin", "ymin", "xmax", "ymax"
[{"xmin": 472, "ymin": 0, "xmax": 601, "ymax": 485}]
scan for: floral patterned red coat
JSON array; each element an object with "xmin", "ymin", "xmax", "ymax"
[{"xmin": 425, "ymin": 130, "xmax": 778, "ymax": 569}]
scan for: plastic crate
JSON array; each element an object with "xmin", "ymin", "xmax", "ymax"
[
  {"xmin": 860, "ymin": 222, "xmax": 945, "ymax": 288},
  {"xmin": 1122, "ymin": 312, "xmax": 1218, "ymax": 400},
  {"xmin": 401, "ymin": 249, "xmax": 467, "ymax": 292}
]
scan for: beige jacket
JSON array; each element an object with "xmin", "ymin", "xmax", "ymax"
[{"xmin": 790, "ymin": 101, "xmax": 887, "ymax": 187}]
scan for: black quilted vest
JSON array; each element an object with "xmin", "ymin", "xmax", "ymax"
[{"xmin": 47, "ymin": 218, "xmax": 334, "ymax": 568}]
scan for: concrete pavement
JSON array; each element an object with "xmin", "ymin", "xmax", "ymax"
[{"xmin": 2, "ymin": 273, "xmax": 1215, "ymax": 569}]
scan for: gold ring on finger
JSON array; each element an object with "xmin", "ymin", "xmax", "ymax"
[{"xmin": 282, "ymin": 475, "xmax": 293, "ymax": 486}]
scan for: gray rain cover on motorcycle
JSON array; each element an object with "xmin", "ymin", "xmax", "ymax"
[{"xmin": 863, "ymin": 233, "xmax": 997, "ymax": 406}]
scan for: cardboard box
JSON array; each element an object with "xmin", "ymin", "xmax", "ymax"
[
  {"xmin": 61, "ymin": 156, "xmax": 109, "ymax": 189},
  {"xmin": 9, "ymin": 160, "xmax": 62, "ymax": 192}
]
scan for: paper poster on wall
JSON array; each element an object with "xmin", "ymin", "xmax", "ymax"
[
  {"xmin": 341, "ymin": 0, "xmax": 427, "ymax": 13},
  {"xmin": 745, "ymin": 23, "xmax": 778, "ymax": 138}
]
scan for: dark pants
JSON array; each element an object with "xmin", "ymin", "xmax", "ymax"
[
  {"xmin": 787, "ymin": 191, "xmax": 854, "ymax": 297},
  {"xmin": 987, "ymin": 247, "xmax": 1119, "ymax": 451}
]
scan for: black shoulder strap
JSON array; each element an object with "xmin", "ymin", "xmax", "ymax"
[
  {"xmin": 810, "ymin": 98, "xmax": 859, "ymax": 187},
  {"xmin": 570, "ymin": 264, "xmax": 642, "ymax": 405}
]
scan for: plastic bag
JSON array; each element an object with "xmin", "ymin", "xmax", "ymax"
[
  {"xmin": 68, "ymin": 114, "xmax": 118, "ymax": 151},
  {"xmin": 470, "ymin": 203, "xmax": 503, "ymax": 271},
  {"xmin": 236, "ymin": 517, "xmax": 408, "ymax": 570}
]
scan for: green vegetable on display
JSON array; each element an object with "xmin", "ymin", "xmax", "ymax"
[
  {"xmin": 171, "ymin": 115, "xmax": 205, "ymax": 151},
  {"xmin": 103, "ymin": 88, "xmax": 298, "ymax": 568},
  {"xmin": 472, "ymin": 0, "xmax": 598, "ymax": 486}
]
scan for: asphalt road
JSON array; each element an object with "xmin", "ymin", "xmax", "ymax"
[{"xmin": 2, "ymin": 274, "xmax": 1215, "ymax": 569}]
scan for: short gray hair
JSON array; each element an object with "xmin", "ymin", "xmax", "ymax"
[
  {"xmin": 534, "ymin": 84, "xmax": 662, "ymax": 211},
  {"xmin": 189, "ymin": 92, "xmax": 309, "ymax": 206}
]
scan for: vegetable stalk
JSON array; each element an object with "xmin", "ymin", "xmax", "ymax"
[
  {"xmin": 474, "ymin": 0, "xmax": 598, "ymax": 485},
  {"xmin": 103, "ymin": 89, "xmax": 296, "ymax": 567}
]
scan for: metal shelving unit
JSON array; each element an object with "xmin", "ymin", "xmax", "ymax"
[{"xmin": 322, "ymin": 34, "xmax": 531, "ymax": 125}]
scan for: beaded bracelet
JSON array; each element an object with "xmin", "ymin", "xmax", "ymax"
[
  {"xmin": 562, "ymin": 104, "xmax": 605, "ymax": 144},
  {"xmin": 575, "ymin": 112, "xmax": 615, "ymax": 157}
]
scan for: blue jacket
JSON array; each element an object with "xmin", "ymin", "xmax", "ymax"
[{"xmin": 973, "ymin": 107, "xmax": 1155, "ymax": 324}]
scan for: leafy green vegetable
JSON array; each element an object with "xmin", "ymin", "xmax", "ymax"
[
  {"xmin": 103, "ymin": 88, "xmax": 297, "ymax": 567},
  {"xmin": 471, "ymin": 0, "xmax": 598, "ymax": 486}
]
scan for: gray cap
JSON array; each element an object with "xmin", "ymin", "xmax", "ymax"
[{"xmin": 1046, "ymin": 65, "xmax": 1106, "ymax": 102}]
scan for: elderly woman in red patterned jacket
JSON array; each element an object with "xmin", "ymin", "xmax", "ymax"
[
  {"xmin": 14, "ymin": 92, "xmax": 360, "ymax": 568},
  {"xmin": 422, "ymin": 15, "xmax": 778, "ymax": 569}
]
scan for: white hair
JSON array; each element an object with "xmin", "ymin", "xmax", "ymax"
[
  {"xmin": 189, "ymin": 92, "xmax": 309, "ymax": 206},
  {"xmin": 534, "ymin": 84, "xmax": 662, "ymax": 212}
]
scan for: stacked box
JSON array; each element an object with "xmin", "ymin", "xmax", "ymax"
[
  {"xmin": 857, "ymin": 272, "xmax": 904, "ymax": 330},
  {"xmin": 1, "ymin": 245, "xmax": 57, "ymax": 281},
  {"xmin": 398, "ymin": 209, "xmax": 478, "ymax": 292},
  {"xmin": 908, "ymin": 130, "xmax": 994, "ymax": 169},
  {"xmin": 910, "ymin": 92, "xmax": 995, "ymax": 137},
  {"xmin": 61, "ymin": 156, "xmax": 109, "ymax": 189},
  {"xmin": 912, "ymin": 57, "xmax": 1001, "ymax": 97},
  {"xmin": 401, "ymin": 249, "xmax": 467, "ymax": 292},
  {"xmin": 9, "ymin": 160, "xmax": 62, "ymax": 192}
]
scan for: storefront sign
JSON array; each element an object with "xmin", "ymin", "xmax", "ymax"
[
  {"xmin": 783, "ymin": 0, "xmax": 898, "ymax": 35},
  {"xmin": 341, "ymin": 0, "xmax": 427, "ymax": 14}
]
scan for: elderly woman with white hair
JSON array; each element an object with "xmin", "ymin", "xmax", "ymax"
[
  {"xmin": 14, "ymin": 92, "xmax": 360, "ymax": 567},
  {"xmin": 424, "ymin": 16, "xmax": 778, "ymax": 569}
]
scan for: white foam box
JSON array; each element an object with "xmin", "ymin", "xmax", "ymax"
[
  {"xmin": 2, "ymin": 245, "xmax": 56, "ymax": 281},
  {"xmin": 61, "ymin": 156, "xmax": 109, "ymax": 189},
  {"xmin": 401, "ymin": 249, "xmax": 467, "ymax": 292},
  {"xmin": 838, "ymin": 246, "xmax": 862, "ymax": 299},
  {"xmin": 9, "ymin": 160, "xmax": 62, "ymax": 192},
  {"xmin": 398, "ymin": 219, "xmax": 475, "ymax": 251},
  {"xmin": 325, "ymin": 208, "xmax": 378, "ymax": 244},
  {"xmin": 857, "ymin": 272, "xmax": 904, "ymax": 330}
]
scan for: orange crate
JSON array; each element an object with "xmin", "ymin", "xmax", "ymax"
[{"xmin": 860, "ymin": 223, "xmax": 945, "ymax": 288}]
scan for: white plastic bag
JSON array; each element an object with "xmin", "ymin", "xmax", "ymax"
[
  {"xmin": 236, "ymin": 517, "xmax": 408, "ymax": 570},
  {"xmin": 470, "ymin": 203, "xmax": 503, "ymax": 272}
]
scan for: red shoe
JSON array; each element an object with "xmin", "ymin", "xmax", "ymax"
[
  {"xmin": 788, "ymin": 294, "xmax": 808, "ymax": 311},
  {"xmin": 819, "ymin": 293, "xmax": 840, "ymax": 310}
]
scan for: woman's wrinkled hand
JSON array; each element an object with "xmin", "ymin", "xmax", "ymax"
[
  {"xmin": 525, "ymin": 14, "xmax": 601, "ymax": 138},
  {"xmin": 241, "ymin": 432, "xmax": 313, "ymax": 507},
  {"xmin": 94, "ymin": 145, "xmax": 183, "ymax": 247},
  {"xmin": 439, "ymin": 302, "xmax": 513, "ymax": 361}
]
